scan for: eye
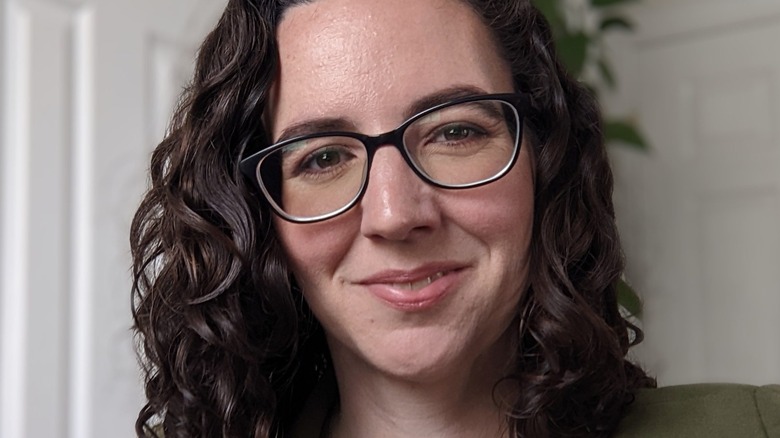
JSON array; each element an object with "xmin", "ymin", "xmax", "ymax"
[
  {"xmin": 296, "ymin": 145, "xmax": 361, "ymax": 177},
  {"xmin": 438, "ymin": 125, "xmax": 476, "ymax": 142},
  {"xmin": 278, "ymin": 136, "xmax": 366, "ymax": 181},
  {"xmin": 308, "ymin": 148, "xmax": 344, "ymax": 170},
  {"xmin": 432, "ymin": 124, "xmax": 486, "ymax": 144}
]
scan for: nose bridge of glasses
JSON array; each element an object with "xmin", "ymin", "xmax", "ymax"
[
  {"xmin": 362, "ymin": 127, "xmax": 418, "ymax": 173},
  {"xmin": 363, "ymin": 128, "xmax": 405, "ymax": 153},
  {"xmin": 359, "ymin": 134, "xmax": 436, "ymax": 231}
]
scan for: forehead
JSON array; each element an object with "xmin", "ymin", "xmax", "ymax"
[{"xmin": 268, "ymin": 0, "xmax": 513, "ymax": 136}]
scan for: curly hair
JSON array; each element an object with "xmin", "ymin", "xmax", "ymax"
[{"xmin": 130, "ymin": 0, "xmax": 655, "ymax": 437}]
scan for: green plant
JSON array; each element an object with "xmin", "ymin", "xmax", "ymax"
[
  {"xmin": 534, "ymin": 0, "xmax": 648, "ymax": 152},
  {"xmin": 534, "ymin": 0, "xmax": 646, "ymax": 317}
]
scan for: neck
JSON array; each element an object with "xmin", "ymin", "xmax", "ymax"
[{"xmin": 326, "ymin": 334, "xmax": 515, "ymax": 438}]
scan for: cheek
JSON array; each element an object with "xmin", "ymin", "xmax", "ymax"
[
  {"xmin": 274, "ymin": 216, "xmax": 357, "ymax": 285},
  {"xmin": 453, "ymin": 157, "xmax": 534, "ymax": 247},
  {"xmin": 457, "ymin": 156, "xmax": 535, "ymax": 308}
]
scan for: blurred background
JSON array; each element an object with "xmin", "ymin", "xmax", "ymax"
[{"xmin": 1, "ymin": 0, "xmax": 778, "ymax": 436}]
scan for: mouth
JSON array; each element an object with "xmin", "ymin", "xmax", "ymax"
[
  {"xmin": 387, "ymin": 270, "xmax": 448, "ymax": 291},
  {"xmin": 357, "ymin": 265, "xmax": 466, "ymax": 311}
]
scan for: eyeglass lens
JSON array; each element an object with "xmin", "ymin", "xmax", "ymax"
[{"xmin": 256, "ymin": 99, "xmax": 520, "ymax": 220}]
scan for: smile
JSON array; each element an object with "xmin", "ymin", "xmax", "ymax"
[
  {"xmin": 357, "ymin": 265, "xmax": 466, "ymax": 311},
  {"xmin": 389, "ymin": 271, "xmax": 447, "ymax": 291}
]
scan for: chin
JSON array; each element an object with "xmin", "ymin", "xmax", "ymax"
[{"xmin": 358, "ymin": 326, "xmax": 481, "ymax": 382}]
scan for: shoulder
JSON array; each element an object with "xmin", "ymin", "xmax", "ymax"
[{"xmin": 614, "ymin": 383, "xmax": 780, "ymax": 437}]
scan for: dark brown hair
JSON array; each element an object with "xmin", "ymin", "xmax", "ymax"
[{"xmin": 130, "ymin": 0, "xmax": 655, "ymax": 436}]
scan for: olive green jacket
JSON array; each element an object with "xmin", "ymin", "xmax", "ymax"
[
  {"xmin": 293, "ymin": 380, "xmax": 780, "ymax": 437},
  {"xmin": 614, "ymin": 384, "xmax": 780, "ymax": 437}
]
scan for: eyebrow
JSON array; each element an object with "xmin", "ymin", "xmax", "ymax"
[
  {"xmin": 404, "ymin": 85, "xmax": 489, "ymax": 119},
  {"xmin": 276, "ymin": 119, "xmax": 353, "ymax": 143},
  {"xmin": 273, "ymin": 85, "xmax": 491, "ymax": 143}
]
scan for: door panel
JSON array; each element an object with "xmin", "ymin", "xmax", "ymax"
[
  {"xmin": 0, "ymin": 1, "xmax": 225, "ymax": 437},
  {"xmin": 611, "ymin": 0, "xmax": 780, "ymax": 385}
]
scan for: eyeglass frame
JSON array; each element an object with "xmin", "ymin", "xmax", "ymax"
[{"xmin": 239, "ymin": 92, "xmax": 531, "ymax": 223}]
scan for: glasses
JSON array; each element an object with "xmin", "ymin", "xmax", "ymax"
[{"xmin": 240, "ymin": 93, "xmax": 529, "ymax": 223}]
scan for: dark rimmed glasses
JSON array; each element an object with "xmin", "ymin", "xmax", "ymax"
[{"xmin": 240, "ymin": 93, "xmax": 530, "ymax": 223}]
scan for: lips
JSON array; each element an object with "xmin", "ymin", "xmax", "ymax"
[
  {"xmin": 388, "ymin": 271, "xmax": 446, "ymax": 291},
  {"xmin": 356, "ymin": 264, "xmax": 465, "ymax": 311}
]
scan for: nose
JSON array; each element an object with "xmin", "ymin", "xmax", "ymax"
[{"xmin": 359, "ymin": 146, "xmax": 441, "ymax": 241}]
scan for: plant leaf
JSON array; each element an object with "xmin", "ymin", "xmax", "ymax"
[
  {"xmin": 598, "ymin": 58, "xmax": 616, "ymax": 89},
  {"xmin": 604, "ymin": 119, "xmax": 649, "ymax": 150},
  {"xmin": 617, "ymin": 278, "xmax": 643, "ymax": 317},
  {"xmin": 557, "ymin": 32, "xmax": 590, "ymax": 78},
  {"xmin": 600, "ymin": 16, "xmax": 634, "ymax": 32},
  {"xmin": 532, "ymin": 0, "xmax": 567, "ymax": 35}
]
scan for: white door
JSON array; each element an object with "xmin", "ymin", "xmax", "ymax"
[
  {"xmin": 609, "ymin": 0, "xmax": 780, "ymax": 385},
  {"xmin": 0, "ymin": 0, "xmax": 225, "ymax": 437}
]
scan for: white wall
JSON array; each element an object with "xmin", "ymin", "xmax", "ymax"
[{"xmin": 607, "ymin": 0, "xmax": 780, "ymax": 385}]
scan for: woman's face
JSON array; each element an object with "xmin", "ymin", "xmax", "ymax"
[{"xmin": 268, "ymin": 0, "xmax": 534, "ymax": 381}]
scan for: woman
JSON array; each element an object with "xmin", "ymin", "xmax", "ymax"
[{"xmin": 131, "ymin": 0, "xmax": 776, "ymax": 437}]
